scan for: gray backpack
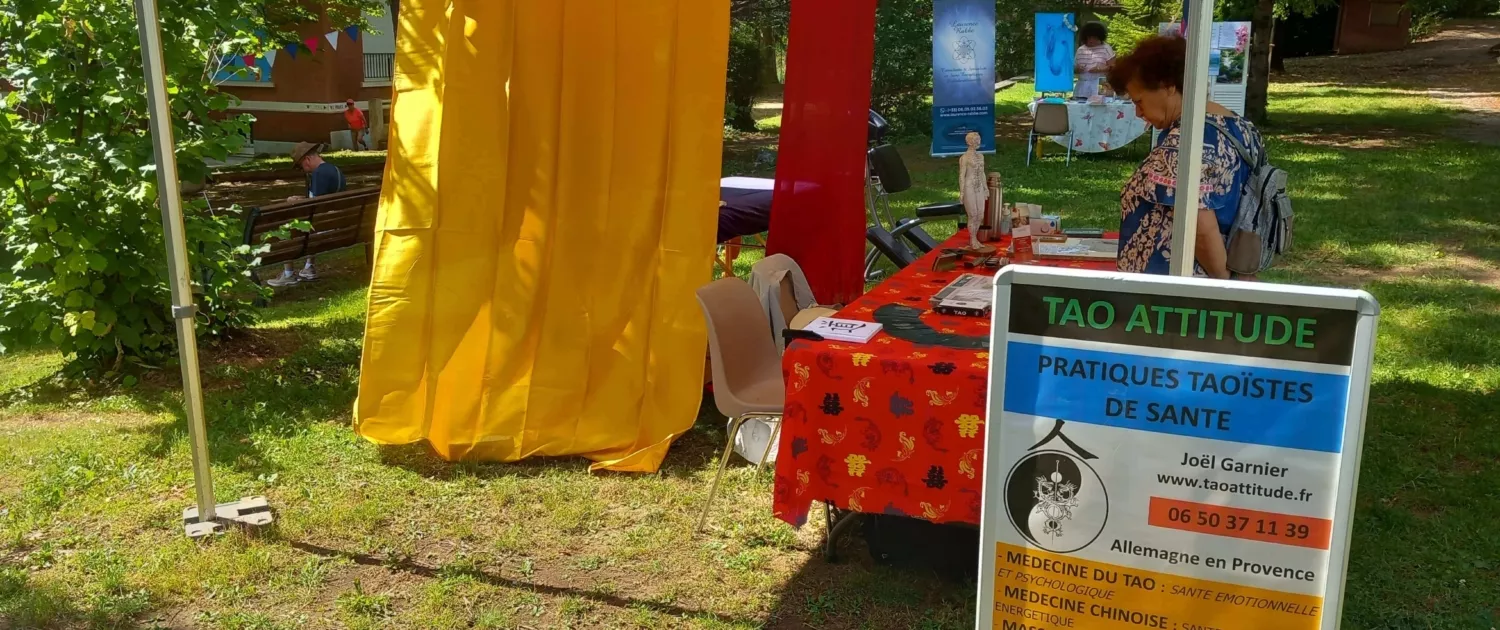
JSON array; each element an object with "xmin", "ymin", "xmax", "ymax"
[{"xmin": 1208, "ymin": 119, "xmax": 1293, "ymax": 275}]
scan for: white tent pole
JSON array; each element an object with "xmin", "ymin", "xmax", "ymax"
[
  {"xmin": 133, "ymin": 0, "xmax": 276, "ymax": 538},
  {"xmin": 132, "ymin": 0, "xmax": 217, "ymax": 523},
  {"xmin": 133, "ymin": 0, "xmax": 277, "ymax": 539},
  {"xmin": 1169, "ymin": 0, "xmax": 1214, "ymax": 277}
]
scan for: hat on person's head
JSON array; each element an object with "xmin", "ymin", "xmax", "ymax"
[
  {"xmin": 289, "ymin": 141, "xmax": 321, "ymax": 165},
  {"xmin": 345, "ymin": 99, "xmax": 355, "ymax": 106}
]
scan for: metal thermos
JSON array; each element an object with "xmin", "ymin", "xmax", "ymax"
[{"xmin": 985, "ymin": 172, "xmax": 1007, "ymax": 238}]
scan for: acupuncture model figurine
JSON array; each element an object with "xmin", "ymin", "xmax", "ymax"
[{"xmin": 958, "ymin": 131, "xmax": 995, "ymax": 253}]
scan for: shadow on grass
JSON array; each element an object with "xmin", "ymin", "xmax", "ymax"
[
  {"xmin": 283, "ymin": 539, "xmax": 764, "ymax": 627},
  {"xmin": 1264, "ymin": 135, "xmax": 1500, "ymax": 271},
  {"xmin": 0, "ymin": 568, "xmax": 85, "ymax": 630},
  {"xmin": 755, "ymin": 519, "xmax": 977, "ymax": 629},
  {"xmin": 1342, "ymin": 376, "xmax": 1500, "ymax": 628},
  {"xmin": 373, "ymin": 392, "xmax": 732, "ymax": 482},
  {"xmin": 1363, "ymin": 278, "xmax": 1500, "ymax": 369}
]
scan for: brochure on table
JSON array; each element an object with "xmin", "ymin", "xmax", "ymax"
[
  {"xmin": 975, "ymin": 266, "xmax": 1379, "ymax": 630},
  {"xmin": 1159, "ymin": 22, "xmax": 1251, "ymax": 116},
  {"xmin": 805, "ymin": 317, "xmax": 883, "ymax": 343}
]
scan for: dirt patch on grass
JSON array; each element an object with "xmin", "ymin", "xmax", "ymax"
[
  {"xmin": 1284, "ymin": 250, "xmax": 1500, "ymax": 289},
  {"xmin": 1274, "ymin": 129, "xmax": 1435, "ymax": 149},
  {"xmin": 201, "ymin": 328, "xmax": 308, "ymax": 377},
  {"xmin": 0, "ymin": 410, "xmax": 163, "ymax": 430},
  {"xmin": 1283, "ymin": 19, "xmax": 1500, "ymax": 144}
]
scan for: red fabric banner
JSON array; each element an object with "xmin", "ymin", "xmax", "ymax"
[{"xmin": 766, "ymin": 0, "xmax": 877, "ymax": 306}]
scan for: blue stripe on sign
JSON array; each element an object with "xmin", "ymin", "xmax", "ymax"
[{"xmin": 1003, "ymin": 341, "xmax": 1350, "ymax": 453}]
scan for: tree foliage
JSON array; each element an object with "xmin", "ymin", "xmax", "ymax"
[
  {"xmin": 726, "ymin": 0, "xmax": 788, "ymax": 130},
  {"xmin": 0, "ymin": 0, "xmax": 381, "ymax": 373},
  {"xmin": 1407, "ymin": 0, "xmax": 1499, "ymax": 39},
  {"xmin": 1102, "ymin": 0, "xmax": 1182, "ymax": 55},
  {"xmin": 870, "ymin": 0, "xmax": 935, "ymax": 136},
  {"xmin": 872, "ymin": 0, "xmax": 1104, "ymax": 138},
  {"xmin": 725, "ymin": 25, "xmax": 763, "ymax": 132}
]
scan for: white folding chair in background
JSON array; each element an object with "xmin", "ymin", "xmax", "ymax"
[{"xmin": 1028, "ymin": 102, "xmax": 1075, "ymax": 167}]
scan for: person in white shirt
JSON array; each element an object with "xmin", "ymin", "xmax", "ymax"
[{"xmin": 1074, "ymin": 22, "xmax": 1115, "ymax": 98}]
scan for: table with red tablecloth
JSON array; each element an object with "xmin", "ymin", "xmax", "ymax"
[{"xmin": 772, "ymin": 230, "xmax": 1117, "ymax": 528}]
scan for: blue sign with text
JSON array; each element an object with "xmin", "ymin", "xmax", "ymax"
[{"xmin": 932, "ymin": 0, "xmax": 995, "ymax": 156}]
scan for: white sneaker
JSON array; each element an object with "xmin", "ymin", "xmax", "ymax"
[
  {"xmin": 297, "ymin": 266, "xmax": 319, "ymax": 281},
  {"xmin": 266, "ymin": 269, "xmax": 301, "ymax": 287}
]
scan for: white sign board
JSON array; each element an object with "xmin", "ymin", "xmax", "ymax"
[
  {"xmin": 1160, "ymin": 22, "xmax": 1251, "ymax": 116},
  {"xmin": 976, "ymin": 266, "xmax": 1378, "ymax": 630}
]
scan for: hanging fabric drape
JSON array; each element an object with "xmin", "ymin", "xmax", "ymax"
[
  {"xmin": 355, "ymin": 0, "xmax": 729, "ymax": 472},
  {"xmin": 766, "ymin": 0, "xmax": 878, "ymax": 306}
]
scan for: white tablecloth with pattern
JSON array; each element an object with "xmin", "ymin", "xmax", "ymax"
[{"xmin": 1028, "ymin": 100, "xmax": 1149, "ymax": 153}]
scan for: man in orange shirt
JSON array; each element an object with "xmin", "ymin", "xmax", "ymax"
[{"xmin": 344, "ymin": 99, "xmax": 368, "ymax": 150}]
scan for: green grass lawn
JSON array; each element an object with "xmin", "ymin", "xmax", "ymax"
[{"xmin": 3, "ymin": 81, "xmax": 1498, "ymax": 629}]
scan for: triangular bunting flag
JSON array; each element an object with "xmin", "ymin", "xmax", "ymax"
[
  {"xmin": 284, "ymin": 43, "xmax": 299, "ymax": 59},
  {"xmin": 264, "ymin": 49, "xmax": 278, "ymax": 67},
  {"xmin": 325, "ymin": 31, "xmax": 340, "ymax": 50},
  {"xmin": 303, "ymin": 37, "xmax": 319, "ymax": 53},
  {"xmin": 243, "ymin": 55, "xmax": 257, "ymax": 68},
  {"xmin": 344, "ymin": 26, "xmax": 359, "ymax": 42}
]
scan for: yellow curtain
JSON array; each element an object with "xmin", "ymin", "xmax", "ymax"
[{"xmin": 355, "ymin": 0, "xmax": 728, "ymax": 472}]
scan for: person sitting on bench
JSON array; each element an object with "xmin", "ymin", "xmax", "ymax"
[{"xmin": 268, "ymin": 142, "xmax": 347, "ymax": 287}]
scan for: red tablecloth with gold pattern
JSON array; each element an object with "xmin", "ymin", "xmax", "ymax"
[{"xmin": 772, "ymin": 230, "xmax": 1117, "ymax": 527}]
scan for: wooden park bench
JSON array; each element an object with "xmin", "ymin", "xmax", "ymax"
[{"xmin": 241, "ymin": 187, "xmax": 381, "ymax": 282}]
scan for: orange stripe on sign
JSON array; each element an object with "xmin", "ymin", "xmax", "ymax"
[{"xmin": 1148, "ymin": 497, "xmax": 1333, "ymax": 550}]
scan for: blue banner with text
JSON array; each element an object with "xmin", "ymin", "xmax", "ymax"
[{"xmin": 932, "ymin": 0, "xmax": 995, "ymax": 156}]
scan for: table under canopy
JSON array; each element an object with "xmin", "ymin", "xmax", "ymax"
[{"xmin": 772, "ymin": 230, "xmax": 1118, "ymax": 527}]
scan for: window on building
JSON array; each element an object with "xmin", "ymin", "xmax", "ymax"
[
  {"xmin": 1369, "ymin": 2, "xmax": 1404, "ymax": 26},
  {"xmin": 364, "ymin": 53, "xmax": 394, "ymax": 82},
  {"xmin": 362, "ymin": 10, "xmax": 397, "ymax": 85}
]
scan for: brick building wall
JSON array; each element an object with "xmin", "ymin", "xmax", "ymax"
[
  {"xmin": 222, "ymin": 12, "xmax": 394, "ymax": 153},
  {"xmin": 1335, "ymin": 0, "xmax": 1411, "ymax": 54}
]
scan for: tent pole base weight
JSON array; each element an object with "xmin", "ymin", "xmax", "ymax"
[{"xmin": 182, "ymin": 496, "xmax": 275, "ymax": 538}]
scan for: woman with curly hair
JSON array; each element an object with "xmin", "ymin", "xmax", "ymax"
[
  {"xmin": 1109, "ymin": 35, "xmax": 1267, "ymax": 279},
  {"xmin": 1074, "ymin": 22, "xmax": 1114, "ymax": 98}
]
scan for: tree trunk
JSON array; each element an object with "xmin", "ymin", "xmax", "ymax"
[
  {"xmin": 1245, "ymin": 0, "xmax": 1275, "ymax": 125},
  {"xmin": 388, "ymin": 0, "xmax": 400, "ymax": 44},
  {"xmin": 1270, "ymin": 19, "xmax": 1286, "ymax": 73},
  {"xmin": 756, "ymin": 24, "xmax": 780, "ymax": 93}
]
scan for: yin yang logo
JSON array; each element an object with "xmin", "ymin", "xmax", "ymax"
[{"xmin": 1003, "ymin": 449, "xmax": 1108, "ymax": 554}]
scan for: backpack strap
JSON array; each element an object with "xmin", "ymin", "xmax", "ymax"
[{"xmin": 1205, "ymin": 117, "xmax": 1262, "ymax": 168}]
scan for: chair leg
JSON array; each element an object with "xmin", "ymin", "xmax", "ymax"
[
  {"xmin": 756, "ymin": 419, "xmax": 782, "ymax": 472},
  {"xmin": 1066, "ymin": 133, "xmax": 1073, "ymax": 166},
  {"xmin": 1026, "ymin": 131, "xmax": 1034, "ymax": 166},
  {"xmin": 695, "ymin": 415, "xmax": 749, "ymax": 535},
  {"xmin": 724, "ymin": 237, "xmax": 743, "ymax": 270}
]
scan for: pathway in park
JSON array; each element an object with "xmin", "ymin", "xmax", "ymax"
[{"xmin": 1284, "ymin": 18, "xmax": 1500, "ymax": 144}]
